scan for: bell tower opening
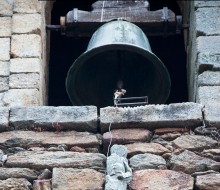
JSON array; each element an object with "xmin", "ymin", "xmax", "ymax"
[{"xmin": 48, "ymin": 0, "xmax": 188, "ymax": 106}]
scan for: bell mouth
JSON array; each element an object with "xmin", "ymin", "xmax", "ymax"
[{"xmin": 66, "ymin": 43, "xmax": 171, "ymax": 108}]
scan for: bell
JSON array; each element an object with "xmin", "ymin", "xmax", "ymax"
[{"xmin": 66, "ymin": 20, "xmax": 171, "ymax": 108}]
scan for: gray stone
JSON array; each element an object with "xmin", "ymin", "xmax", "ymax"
[
  {"xmin": 0, "ymin": 131, "xmax": 99, "ymax": 149},
  {"xmin": 14, "ymin": 0, "xmax": 41, "ymax": 13},
  {"xmin": 172, "ymin": 135, "xmax": 217, "ymax": 151},
  {"xmin": 0, "ymin": 61, "xmax": 9, "ymax": 76},
  {"xmin": 0, "ymin": 168, "xmax": 38, "ymax": 181},
  {"xmin": 100, "ymin": 103, "xmax": 203, "ymax": 132},
  {"xmin": 0, "ymin": 0, "xmax": 13, "ymax": 16},
  {"xmin": 125, "ymin": 143, "xmax": 170, "ymax": 157},
  {"xmin": 0, "ymin": 38, "xmax": 10, "ymax": 61},
  {"xmin": 0, "ymin": 93, "xmax": 4, "ymax": 106},
  {"xmin": 0, "ymin": 77, "xmax": 9, "ymax": 92},
  {"xmin": 10, "ymin": 58, "xmax": 41, "ymax": 73},
  {"xmin": 2, "ymin": 89, "xmax": 40, "ymax": 106},
  {"xmin": 204, "ymin": 103, "xmax": 220, "ymax": 128},
  {"xmin": 196, "ymin": 8, "xmax": 220, "ymax": 36},
  {"xmin": 0, "ymin": 178, "xmax": 32, "ymax": 190},
  {"xmin": 198, "ymin": 71, "xmax": 220, "ymax": 86},
  {"xmin": 197, "ymin": 36, "xmax": 220, "ymax": 72},
  {"xmin": 195, "ymin": 173, "xmax": 220, "ymax": 190},
  {"xmin": 170, "ymin": 150, "xmax": 220, "ymax": 174},
  {"xmin": 12, "ymin": 14, "xmax": 41, "ymax": 34},
  {"xmin": 11, "ymin": 34, "xmax": 41, "ymax": 58},
  {"xmin": 197, "ymin": 86, "xmax": 220, "ymax": 104},
  {"xmin": 130, "ymin": 153, "xmax": 166, "ymax": 170},
  {"xmin": 52, "ymin": 168, "xmax": 104, "ymax": 190},
  {"xmin": 9, "ymin": 73, "xmax": 40, "ymax": 89},
  {"xmin": 130, "ymin": 169, "xmax": 194, "ymax": 190},
  {"xmin": 0, "ymin": 107, "xmax": 9, "ymax": 132},
  {"xmin": 195, "ymin": 1, "xmax": 220, "ymax": 8},
  {"xmin": 0, "ymin": 17, "xmax": 11, "ymax": 37},
  {"xmin": 10, "ymin": 106, "xmax": 98, "ymax": 132},
  {"xmin": 6, "ymin": 151, "xmax": 106, "ymax": 172},
  {"xmin": 33, "ymin": 179, "xmax": 51, "ymax": 190}
]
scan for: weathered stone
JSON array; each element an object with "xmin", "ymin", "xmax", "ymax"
[
  {"xmin": 0, "ymin": 38, "xmax": 10, "ymax": 61},
  {"xmin": 0, "ymin": 77, "xmax": 9, "ymax": 92},
  {"xmin": 130, "ymin": 153, "xmax": 166, "ymax": 170},
  {"xmin": 0, "ymin": 168, "xmax": 38, "ymax": 181},
  {"xmin": 6, "ymin": 151, "xmax": 106, "ymax": 171},
  {"xmin": 192, "ymin": 170, "xmax": 219, "ymax": 177},
  {"xmin": 12, "ymin": 14, "xmax": 41, "ymax": 34},
  {"xmin": 103, "ymin": 128, "xmax": 152, "ymax": 152},
  {"xmin": 125, "ymin": 143, "xmax": 170, "ymax": 157},
  {"xmin": 2, "ymin": 89, "xmax": 40, "ymax": 106},
  {"xmin": 0, "ymin": 178, "xmax": 32, "ymax": 190},
  {"xmin": 100, "ymin": 103, "xmax": 203, "ymax": 132},
  {"xmin": 0, "ymin": 131, "xmax": 99, "ymax": 149},
  {"xmin": 10, "ymin": 106, "xmax": 98, "ymax": 132},
  {"xmin": 0, "ymin": 93, "xmax": 4, "ymax": 107},
  {"xmin": 197, "ymin": 36, "xmax": 220, "ymax": 72},
  {"xmin": 195, "ymin": 173, "xmax": 220, "ymax": 190},
  {"xmin": 0, "ymin": 61, "xmax": 9, "ymax": 76},
  {"xmin": 198, "ymin": 71, "xmax": 220, "ymax": 86},
  {"xmin": 38, "ymin": 169, "xmax": 52, "ymax": 180},
  {"xmin": 70, "ymin": 146, "xmax": 86, "ymax": 152},
  {"xmin": 197, "ymin": 86, "xmax": 220, "ymax": 104},
  {"xmin": 0, "ymin": 17, "xmax": 11, "ymax": 37},
  {"xmin": 195, "ymin": 1, "xmax": 220, "ymax": 8},
  {"xmin": 172, "ymin": 135, "xmax": 217, "ymax": 151},
  {"xmin": 204, "ymin": 103, "xmax": 220, "ymax": 128},
  {"xmin": 52, "ymin": 168, "xmax": 104, "ymax": 190},
  {"xmin": 160, "ymin": 133, "xmax": 181, "ymax": 141},
  {"xmin": 10, "ymin": 58, "xmax": 41, "ymax": 73},
  {"xmin": 0, "ymin": 0, "xmax": 13, "ymax": 16},
  {"xmin": 202, "ymin": 149, "xmax": 220, "ymax": 156},
  {"xmin": 9, "ymin": 73, "xmax": 40, "ymax": 89},
  {"xmin": 170, "ymin": 150, "xmax": 220, "ymax": 174},
  {"xmin": 14, "ymin": 0, "xmax": 41, "ymax": 13},
  {"xmin": 0, "ymin": 107, "xmax": 9, "ymax": 132},
  {"xmin": 33, "ymin": 179, "xmax": 51, "ymax": 190},
  {"xmin": 154, "ymin": 127, "xmax": 189, "ymax": 135},
  {"xmin": 130, "ymin": 169, "xmax": 194, "ymax": 190},
  {"xmin": 11, "ymin": 34, "xmax": 41, "ymax": 58},
  {"xmin": 7, "ymin": 147, "xmax": 26, "ymax": 154}
]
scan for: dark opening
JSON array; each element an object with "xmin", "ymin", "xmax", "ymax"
[{"xmin": 49, "ymin": 0, "xmax": 188, "ymax": 106}]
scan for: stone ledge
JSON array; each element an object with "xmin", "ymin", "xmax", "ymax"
[
  {"xmin": 0, "ymin": 107, "xmax": 9, "ymax": 132},
  {"xmin": 100, "ymin": 103, "xmax": 203, "ymax": 133},
  {"xmin": 10, "ymin": 106, "xmax": 98, "ymax": 132}
]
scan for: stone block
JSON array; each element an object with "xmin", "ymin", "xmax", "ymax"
[
  {"xmin": 196, "ymin": 8, "xmax": 220, "ymax": 36},
  {"xmin": 195, "ymin": 173, "xmax": 220, "ymax": 190},
  {"xmin": 12, "ymin": 14, "xmax": 41, "ymax": 34},
  {"xmin": 198, "ymin": 71, "xmax": 220, "ymax": 86},
  {"xmin": 0, "ymin": 168, "xmax": 38, "ymax": 181},
  {"xmin": 0, "ymin": 38, "xmax": 10, "ymax": 61},
  {"xmin": 197, "ymin": 86, "xmax": 220, "ymax": 104},
  {"xmin": 0, "ymin": 17, "xmax": 11, "ymax": 37},
  {"xmin": 11, "ymin": 34, "xmax": 41, "ymax": 58},
  {"xmin": 0, "ymin": 61, "xmax": 9, "ymax": 76},
  {"xmin": 0, "ymin": 107, "xmax": 9, "ymax": 132},
  {"xmin": 10, "ymin": 58, "xmax": 41, "ymax": 73},
  {"xmin": 130, "ymin": 169, "xmax": 194, "ymax": 190},
  {"xmin": 2, "ymin": 89, "xmax": 40, "ymax": 106},
  {"xmin": 0, "ymin": 178, "xmax": 32, "ymax": 190},
  {"xmin": 0, "ymin": 131, "xmax": 99, "ymax": 149},
  {"xmin": 9, "ymin": 73, "xmax": 40, "ymax": 89},
  {"xmin": 100, "ymin": 103, "xmax": 203, "ymax": 133},
  {"xmin": 6, "ymin": 151, "xmax": 106, "ymax": 172},
  {"xmin": 14, "ymin": 0, "xmax": 41, "ymax": 13},
  {"xmin": 0, "ymin": 93, "xmax": 4, "ymax": 107},
  {"xmin": 0, "ymin": 77, "xmax": 9, "ymax": 92},
  {"xmin": 195, "ymin": 1, "xmax": 220, "ymax": 8},
  {"xmin": 197, "ymin": 36, "xmax": 220, "ymax": 72},
  {"xmin": 204, "ymin": 103, "xmax": 220, "ymax": 128},
  {"xmin": 10, "ymin": 106, "xmax": 98, "ymax": 132},
  {"xmin": 52, "ymin": 168, "xmax": 104, "ymax": 190},
  {"xmin": 0, "ymin": 0, "xmax": 13, "ymax": 16}
]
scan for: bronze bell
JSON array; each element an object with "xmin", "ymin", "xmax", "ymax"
[{"xmin": 66, "ymin": 20, "xmax": 171, "ymax": 108}]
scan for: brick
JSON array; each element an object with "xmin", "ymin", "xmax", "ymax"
[
  {"xmin": 197, "ymin": 86, "xmax": 220, "ymax": 104},
  {"xmin": 14, "ymin": 0, "xmax": 41, "ymax": 13},
  {"xmin": 0, "ymin": 77, "xmax": 9, "ymax": 92},
  {"xmin": 12, "ymin": 14, "xmax": 41, "ymax": 34},
  {"xmin": 100, "ymin": 103, "xmax": 203, "ymax": 133},
  {"xmin": 198, "ymin": 71, "xmax": 220, "ymax": 86},
  {"xmin": 0, "ymin": 17, "xmax": 11, "ymax": 37},
  {"xmin": 204, "ymin": 103, "xmax": 220, "ymax": 128},
  {"xmin": 9, "ymin": 73, "xmax": 40, "ymax": 89},
  {"xmin": 0, "ymin": 38, "xmax": 10, "ymax": 61},
  {"xmin": 10, "ymin": 58, "xmax": 40, "ymax": 73},
  {"xmin": 10, "ymin": 106, "xmax": 98, "ymax": 132},
  {"xmin": 0, "ymin": 107, "xmax": 9, "ymax": 132},
  {"xmin": 0, "ymin": 0, "xmax": 13, "ymax": 16},
  {"xmin": 11, "ymin": 34, "xmax": 41, "ymax": 58},
  {"xmin": 0, "ymin": 61, "xmax": 9, "ymax": 76}
]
